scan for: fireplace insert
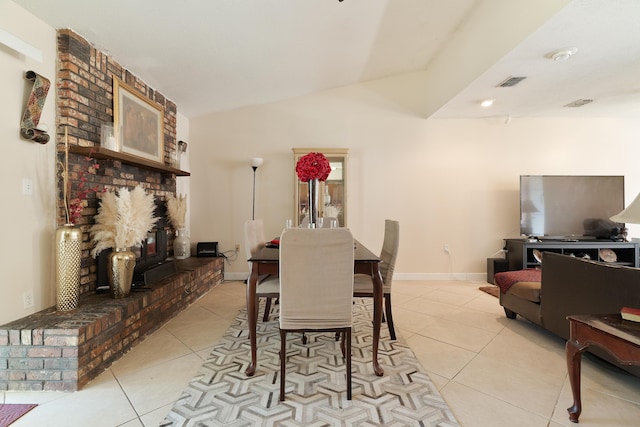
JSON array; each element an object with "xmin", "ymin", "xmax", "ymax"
[{"xmin": 96, "ymin": 201, "xmax": 172, "ymax": 287}]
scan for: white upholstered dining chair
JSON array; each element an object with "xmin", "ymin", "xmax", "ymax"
[
  {"xmin": 244, "ymin": 219, "xmax": 278, "ymax": 322},
  {"xmin": 278, "ymin": 227, "xmax": 355, "ymax": 401},
  {"xmin": 353, "ymin": 219, "xmax": 400, "ymax": 340}
]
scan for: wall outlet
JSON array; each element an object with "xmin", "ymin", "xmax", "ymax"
[
  {"xmin": 23, "ymin": 290, "xmax": 34, "ymax": 308},
  {"xmin": 235, "ymin": 243, "xmax": 240, "ymax": 254},
  {"xmin": 443, "ymin": 244, "xmax": 450, "ymax": 253},
  {"xmin": 22, "ymin": 178, "xmax": 33, "ymax": 196}
]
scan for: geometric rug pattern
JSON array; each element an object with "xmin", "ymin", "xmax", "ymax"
[{"xmin": 162, "ymin": 299, "xmax": 459, "ymax": 426}]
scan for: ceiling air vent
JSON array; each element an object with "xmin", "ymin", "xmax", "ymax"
[
  {"xmin": 497, "ymin": 76, "xmax": 527, "ymax": 88},
  {"xmin": 564, "ymin": 99, "xmax": 593, "ymax": 108}
]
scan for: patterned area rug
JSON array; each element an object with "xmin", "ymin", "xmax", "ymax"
[
  {"xmin": 163, "ymin": 299, "xmax": 459, "ymax": 426},
  {"xmin": 0, "ymin": 404, "xmax": 37, "ymax": 427}
]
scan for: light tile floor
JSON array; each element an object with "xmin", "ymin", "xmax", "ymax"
[{"xmin": 3, "ymin": 280, "xmax": 640, "ymax": 426}]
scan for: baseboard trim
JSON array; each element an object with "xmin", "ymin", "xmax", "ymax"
[
  {"xmin": 226, "ymin": 271, "xmax": 486, "ymax": 282},
  {"xmin": 394, "ymin": 272, "xmax": 486, "ymax": 281},
  {"xmin": 225, "ymin": 272, "xmax": 250, "ymax": 281}
]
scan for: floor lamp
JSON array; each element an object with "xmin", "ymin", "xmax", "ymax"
[{"xmin": 251, "ymin": 157, "xmax": 263, "ymax": 220}]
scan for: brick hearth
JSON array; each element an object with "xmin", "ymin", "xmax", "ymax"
[{"xmin": 0, "ymin": 257, "xmax": 223, "ymax": 392}]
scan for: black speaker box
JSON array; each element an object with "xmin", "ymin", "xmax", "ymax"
[
  {"xmin": 197, "ymin": 242, "xmax": 219, "ymax": 257},
  {"xmin": 487, "ymin": 258, "xmax": 509, "ymax": 284}
]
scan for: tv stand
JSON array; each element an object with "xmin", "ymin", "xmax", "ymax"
[{"xmin": 504, "ymin": 238, "xmax": 639, "ymax": 270}]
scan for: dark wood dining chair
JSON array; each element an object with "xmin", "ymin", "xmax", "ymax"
[
  {"xmin": 278, "ymin": 227, "xmax": 354, "ymax": 401},
  {"xmin": 244, "ymin": 219, "xmax": 278, "ymax": 322}
]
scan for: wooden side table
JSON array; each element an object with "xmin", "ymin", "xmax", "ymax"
[{"xmin": 566, "ymin": 314, "xmax": 640, "ymax": 423}]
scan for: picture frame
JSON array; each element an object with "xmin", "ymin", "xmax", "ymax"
[{"xmin": 113, "ymin": 77, "xmax": 164, "ymax": 163}]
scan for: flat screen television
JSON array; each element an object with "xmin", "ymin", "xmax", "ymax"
[{"xmin": 520, "ymin": 175, "xmax": 625, "ymax": 239}]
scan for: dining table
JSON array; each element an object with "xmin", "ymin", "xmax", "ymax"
[{"xmin": 245, "ymin": 238, "xmax": 385, "ymax": 377}]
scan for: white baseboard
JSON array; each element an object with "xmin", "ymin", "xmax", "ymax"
[
  {"xmin": 226, "ymin": 271, "xmax": 487, "ymax": 282},
  {"xmin": 225, "ymin": 272, "xmax": 249, "ymax": 281},
  {"xmin": 394, "ymin": 272, "xmax": 487, "ymax": 282}
]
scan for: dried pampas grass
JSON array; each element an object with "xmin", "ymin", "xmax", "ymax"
[
  {"xmin": 115, "ymin": 186, "xmax": 159, "ymax": 249},
  {"xmin": 166, "ymin": 194, "xmax": 187, "ymax": 229},
  {"xmin": 90, "ymin": 186, "xmax": 159, "ymax": 257},
  {"xmin": 90, "ymin": 191, "xmax": 117, "ymax": 257}
]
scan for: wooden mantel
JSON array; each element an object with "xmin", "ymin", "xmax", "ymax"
[{"xmin": 69, "ymin": 146, "xmax": 190, "ymax": 177}]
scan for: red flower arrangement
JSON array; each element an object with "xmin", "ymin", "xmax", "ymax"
[
  {"xmin": 60, "ymin": 126, "xmax": 101, "ymax": 225},
  {"xmin": 295, "ymin": 152, "xmax": 331, "ymax": 182},
  {"xmin": 67, "ymin": 157, "xmax": 100, "ymax": 224}
]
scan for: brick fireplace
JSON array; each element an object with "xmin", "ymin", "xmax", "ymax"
[
  {"xmin": 56, "ymin": 29, "xmax": 180, "ymax": 295},
  {"xmin": 0, "ymin": 30, "xmax": 216, "ymax": 392}
]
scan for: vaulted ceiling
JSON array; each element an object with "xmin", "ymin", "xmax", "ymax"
[{"xmin": 14, "ymin": 0, "xmax": 640, "ymax": 119}]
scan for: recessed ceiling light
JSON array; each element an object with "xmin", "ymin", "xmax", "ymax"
[
  {"xmin": 546, "ymin": 47, "xmax": 578, "ymax": 62},
  {"xmin": 480, "ymin": 99, "xmax": 494, "ymax": 108}
]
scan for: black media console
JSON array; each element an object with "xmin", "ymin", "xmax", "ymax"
[{"xmin": 503, "ymin": 238, "xmax": 640, "ymax": 270}]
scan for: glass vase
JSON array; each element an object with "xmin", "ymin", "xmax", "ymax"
[
  {"xmin": 55, "ymin": 224, "xmax": 81, "ymax": 311},
  {"xmin": 307, "ymin": 179, "xmax": 319, "ymax": 228},
  {"xmin": 174, "ymin": 228, "xmax": 190, "ymax": 259},
  {"xmin": 100, "ymin": 123, "xmax": 118, "ymax": 151}
]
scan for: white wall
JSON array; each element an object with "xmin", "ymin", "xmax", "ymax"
[
  {"xmin": 0, "ymin": 1, "xmax": 57, "ymax": 324},
  {"xmin": 188, "ymin": 75, "xmax": 640, "ymax": 281}
]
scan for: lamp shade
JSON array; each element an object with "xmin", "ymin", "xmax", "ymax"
[
  {"xmin": 610, "ymin": 192, "xmax": 640, "ymax": 224},
  {"xmin": 250, "ymin": 157, "xmax": 263, "ymax": 168}
]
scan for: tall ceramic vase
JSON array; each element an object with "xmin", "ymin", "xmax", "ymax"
[
  {"xmin": 108, "ymin": 248, "xmax": 135, "ymax": 298},
  {"xmin": 307, "ymin": 178, "xmax": 319, "ymax": 228},
  {"xmin": 55, "ymin": 224, "xmax": 81, "ymax": 311}
]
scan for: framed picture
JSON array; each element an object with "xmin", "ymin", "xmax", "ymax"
[{"xmin": 114, "ymin": 77, "xmax": 164, "ymax": 163}]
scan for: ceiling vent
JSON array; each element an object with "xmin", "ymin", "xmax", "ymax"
[
  {"xmin": 564, "ymin": 99, "xmax": 593, "ymax": 108},
  {"xmin": 497, "ymin": 76, "xmax": 527, "ymax": 88}
]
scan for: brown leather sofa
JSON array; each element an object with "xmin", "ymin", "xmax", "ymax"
[{"xmin": 499, "ymin": 251, "xmax": 640, "ymax": 376}]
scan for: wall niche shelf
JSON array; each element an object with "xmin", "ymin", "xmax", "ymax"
[{"xmin": 69, "ymin": 146, "xmax": 190, "ymax": 177}]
